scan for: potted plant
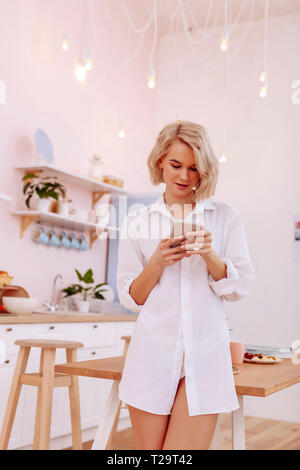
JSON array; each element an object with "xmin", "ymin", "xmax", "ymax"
[
  {"xmin": 22, "ymin": 172, "xmax": 66, "ymax": 213},
  {"xmin": 62, "ymin": 268, "xmax": 108, "ymax": 313}
]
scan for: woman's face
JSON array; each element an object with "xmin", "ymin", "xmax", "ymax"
[{"xmin": 158, "ymin": 140, "xmax": 200, "ymax": 197}]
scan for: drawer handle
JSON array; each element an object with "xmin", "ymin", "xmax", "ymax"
[
  {"xmin": 91, "ymin": 351, "xmax": 96, "ymax": 356},
  {"xmin": 6, "ymin": 328, "xmax": 13, "ymax": 332},
  {"xmin": 5, "ymin": 360, "xmax": 10, "ymax": 364},
  {"xmin": 93, "ymin": 325, "xmax": 98, "ymax": 329},
  {"xmin": 49, "ymin": 326, "xmax": 55, "ymax": 330}
]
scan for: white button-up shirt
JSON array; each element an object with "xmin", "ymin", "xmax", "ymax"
[{"xmin": 116, "ymin": 193, "xmax": 255, "ymax": 416}]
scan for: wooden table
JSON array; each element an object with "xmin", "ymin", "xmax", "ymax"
[{"xmin": 55, "ymin": 357, "xmax": 300, "ymax": 450}]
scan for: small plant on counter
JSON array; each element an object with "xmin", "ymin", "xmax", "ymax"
[
  {"xmin": 22, "ymin": 172, "xmax": 66, "ymax": 209},
  {"xmin": 62, "ymin": 268, "xmax": 108, "ymax": 301}
]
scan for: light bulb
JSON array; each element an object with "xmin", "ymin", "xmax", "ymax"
[
  {"xmin": 118, "ymin": 128, "xmax": 125, "ymax": 138},
  {"xmin": 62, "ymin": 39, "xmax": 69, "ymax": 51},
  {"xmin": 148, "ymin": 64, "xmax": 156, "ymax": 89},
  {"xmin": 260, "ymin": 71, "xmax": 266, "ymax": 82},
  {"xmin": 85, "ymin": 50, "xmax": 93, "ymax": 71},
  {"xmin": 259, "ymin": 84, "xmax": 268, "ymax": 98},
  {"xmin": 220, "ymin": 31, "xmax": 229, "ymax": 51},
  {"xmin": 75, "ymin": 61, "xmax": 87, "ymax": 83},
  {"xmin": 85, "ymin": 58, "xmax": 93, "ymax": 71},
  {"xmin": 219, "ymin": 153, "xmax": 227, "ymax": 163}
]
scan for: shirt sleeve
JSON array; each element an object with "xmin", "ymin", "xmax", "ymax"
[
  {"xmin": 116, "ymin": 214, "xmax": 145, "ymax": 313},
  {"xmin": 208, "ymin": 210, "xmax": 255, "ymax": 302}
]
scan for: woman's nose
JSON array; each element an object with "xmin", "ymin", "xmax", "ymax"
[{"xmin": 179, "ymin": 168, "xmax": 189, "ymax": 180}]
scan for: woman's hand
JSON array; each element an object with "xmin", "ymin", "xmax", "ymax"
[
  {"xmin": 149, "ymin": 236, "xmax": 192, "ymax": 267},
  {"xmin": 180, "ymin": 226, "xmax": 213, "ymax": 256}
]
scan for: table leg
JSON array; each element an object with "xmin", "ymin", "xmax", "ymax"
[
  {"xmin": 231, "ymin": 395, "xmax": 245, "ymax": 450},
  {"xmin": 91, "ymin": 380, "xmax": 121, "ymax": 450}
]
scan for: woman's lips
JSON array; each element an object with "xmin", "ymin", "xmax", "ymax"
[{"xmin": 175, "ymin": 182, "xmax": 189, "ymax": 190}]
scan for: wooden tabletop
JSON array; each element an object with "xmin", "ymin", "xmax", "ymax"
[
  {"xmin": 54, "ymin": 357, "xmax": 300, "ymax": 397},
  {"xmin": 0, "ymin": 312, "xmax": 138, "ymax": 324}
]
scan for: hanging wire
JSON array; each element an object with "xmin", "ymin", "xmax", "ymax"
[
  {"xmin": 224, "ymin": 0, "xmax": 229, "ymax": 34},
  {"xmin": 263, "ymin": 0, "xmax": 270, "ymax": 81},
  {"xmin": 178, "ymin": 0, "xmax": 257, "ymax": 70},
  {"xmin": 178, "ymin": 0, "xmax": 223, "ymax": 46},
  {"xmin": 166, "ymin": 0, "xmax": 181, "ymax": 20},
  {"xmin": 187, "ymin": 0, "xmax": 215, "ymax": 38},
  {"xmin": 122, "ymin": 0, "xmax": 157, "ymax": 33},
  {"xmin": 149, "ymin": 0, "xmax": 158, "ymax": 69}
]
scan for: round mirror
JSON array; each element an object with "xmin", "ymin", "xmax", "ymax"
[{"xmin": 34, "ymin": 129, "xmax": 54, "ymax": 164}]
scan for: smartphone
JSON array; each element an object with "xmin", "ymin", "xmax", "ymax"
[{"xmin": 169, "ymin": 220, "xmax": 196, "ymax": 249}]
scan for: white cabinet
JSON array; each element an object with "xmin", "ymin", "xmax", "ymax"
[{"xmin": 0, "ymin": 319, "xmax": 136, "ymax": 449}]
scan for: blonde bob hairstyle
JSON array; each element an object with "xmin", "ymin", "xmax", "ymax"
[{"xmin": 147, "ymin": 121, "xmax": 219, "ymax": 202}]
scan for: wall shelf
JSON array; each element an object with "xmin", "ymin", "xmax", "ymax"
[
  {"xmin": 11, "ymin": 211, "xmax": 120, "ymax": 248},
  {"xmin": 13, "ymin": 164, "xmax": 125, "ymax": 249},
  {"xmin": 14, "ymin": 164, "xmax": 128, "ymax": 195}
]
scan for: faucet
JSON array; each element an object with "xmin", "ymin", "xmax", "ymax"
[{"xmin": 43, "ymin": 274, "xmax": 64, "ymax": 312}]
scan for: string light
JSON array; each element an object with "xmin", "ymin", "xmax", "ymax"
[
  {"xmin": 118, "ymin": 128, "xmax": 126, "ymax": 138},
  {"xmin": 220, "ymin": 32, "xmax": 229, "ymax": 51},
  {"xmin": 85, "ymin": 50, "xmax": 93, "ymax": 71},
  {"xmin": 75, "ymin": 61, "xmax": 87, "ymax": 83},
  {"xmin": 259, "ymin": 71, "xmax": 266, "ymax": 82},
  {"xmin": 148, "ymin": 63, "xmax": 156, "ymax": 89},
  {"xmin": 61, "ymin": 38, "xmax": 69, "ymax": 51},
  {"xmin": 259, "ymin": 0, "xmax": 269, "ymax": 98},
  {"xmin": 220, "ymin": 0, "xmax": 229, "ymax": 51},
  {"xmin": 259, "ymin": 84, "xmax": 268, "ymax": 98},
  {"xmin": 219, "ymin": 153, "xmax": 228, "ymax": 163}
]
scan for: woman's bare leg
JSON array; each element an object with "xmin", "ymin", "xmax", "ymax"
[
  {"xmin": 162, "ymin": 377, "xmax": 219, "ymax": 450},
  {"xmin": 127, "ymin": 404, "xmax": 170, "ymax": 450}
]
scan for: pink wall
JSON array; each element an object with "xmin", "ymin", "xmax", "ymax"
[
  {"xmin": 0, "ymin": 0, "xmax": 157, "ymax": 304},
  {"xmin": 157, "ymin": 12, "xmax": 300, "ymax": 423}
]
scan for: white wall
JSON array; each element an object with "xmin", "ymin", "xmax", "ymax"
[{"xmin": 157, "ymin": 12, "xmax": 300, "ymax": 423}]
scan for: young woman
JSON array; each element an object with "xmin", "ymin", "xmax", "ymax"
[{"xmin": 116, "ymin": 121, "xmax": 255, "ymax": 450}]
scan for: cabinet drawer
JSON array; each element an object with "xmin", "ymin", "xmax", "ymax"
[
  {"xmin": 0, "ymin": 324, "xmax": 31, "ymax": 356},
  {"xmin": 0, "ymin": 354, "xmax": 18, "ymax": 369},
  {"xmin": 30, "ymin": 323, "xmax": 70, "ymax": 340},
  {"xmin": 69, "ymin": 322, "xmax": 116, "ymax": 349}
]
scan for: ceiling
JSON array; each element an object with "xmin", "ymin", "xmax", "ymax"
[{"xmin": 124, "ymin": 0, "xmax": 300, "ymax": 36}]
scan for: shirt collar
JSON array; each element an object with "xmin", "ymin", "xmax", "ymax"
[{"xmin": 148, "ymin": 193, "xmax": 215, "ymax": 217}]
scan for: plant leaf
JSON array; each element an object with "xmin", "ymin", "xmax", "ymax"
[
  {"xmin": 22, "ymin": 173, "xmax": 38, "ymax": 181},
  {"xmin": 82, "ymin": 269, "xmax": 94, "ymax": 284},
  {"xmin": 75, "ymin": 269, "xmax": 83, "ymax": 281}
]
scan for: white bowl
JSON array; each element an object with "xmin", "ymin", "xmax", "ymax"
[{"xmin": 2, "ymin": 297, "xmax": 39, "ymax": 315}]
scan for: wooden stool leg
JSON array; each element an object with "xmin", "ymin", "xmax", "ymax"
[
  {"xmin": 38, "ymin": 348, "xmax": 56, "ymax": 450},
  {"xmin": 0, "ymin": 346, "xmax": 30, "ymax": 450},
  {"xmin": 66, "ymin": 349, "xmax": 82, "ymax": 450},
  {"xmin": 91, "ymin": 380, "xmax": 121, "ymax": 450},
  {"xmin": 106, "ymin": 401, "xmax": 122, "ymax": 450},
  {"xmin": 33, "ymin": 349, "xmax": 44, "ymax": 450}
]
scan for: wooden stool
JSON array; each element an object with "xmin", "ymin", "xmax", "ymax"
[
  {"xmin": 0, "ymin": 339, "xmax": 84, "ymax": 450},
  {"xmin": 104, "ymin": 335, "xmax": 131, "ymax": 449}
]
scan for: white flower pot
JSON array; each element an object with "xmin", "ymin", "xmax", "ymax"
[
  {"xmin": 37, "ymin": 198, "xmax": 52, "ymax": 213},
  {"xmin": 78, "ymin": 300, "xmax": 90, "ymax": 313}
]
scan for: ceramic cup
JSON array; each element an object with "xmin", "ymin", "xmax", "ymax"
[
  {"xmin": 78, "ymin": 234, "xmax": 89, "ymax": 251},
  {"xmin": 48, "ymin": 229, "xmax": 60, "ymax": 247},
  {"xmin": 58, "ymin": 231, "xmax": 71, "ymax": 249},
  {"xmin": 68, "ymin": 233, "xmax": 80, "ymax": 250},
  {"xmin": 33, "ymin": 227, "xmax": 49, "ymax": 245},
  {"xmin": 230, "ymin": 341, "xmax": 245, "ymax": 364}
]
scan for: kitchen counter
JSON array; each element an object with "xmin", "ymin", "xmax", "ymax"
[{"xmin": 0, "ymin": 309, "xmax": 138, "ymax": 324}]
